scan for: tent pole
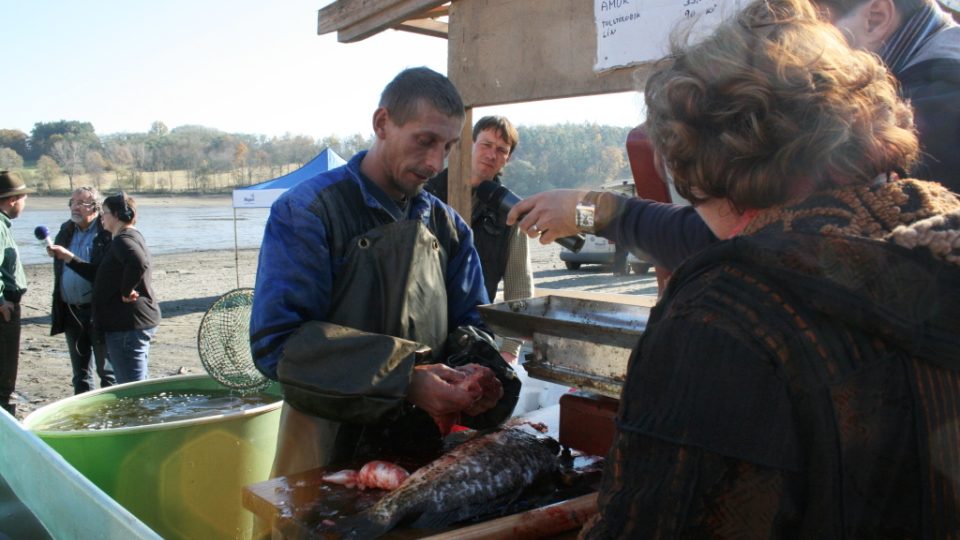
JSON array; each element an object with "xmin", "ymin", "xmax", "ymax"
[{"xmin": 234, "ymin": 206, "xmax": 240, "ymax": 288}]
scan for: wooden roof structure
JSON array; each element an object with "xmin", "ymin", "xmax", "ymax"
[{"xmin": 317, "ymin": 0, "xmax": 651, "ymax": 216}]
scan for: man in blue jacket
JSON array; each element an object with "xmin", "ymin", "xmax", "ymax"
[{"xmin": 251, "ymin": 67, "xmax": 514, "ymax": 476}]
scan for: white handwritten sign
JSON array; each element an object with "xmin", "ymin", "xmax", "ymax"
[{"xmin": 594, "ymin": 0, "xmax": 737, "ymax": 72}]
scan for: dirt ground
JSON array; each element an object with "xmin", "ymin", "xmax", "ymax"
[{"xmin": 9, "ymin": 196, "xmax": 660, "ymax": 420}]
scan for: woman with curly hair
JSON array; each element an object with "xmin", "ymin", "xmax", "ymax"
[{"xmin": 580, "ymin": 0, "xmax": 960, "ymax": 537}]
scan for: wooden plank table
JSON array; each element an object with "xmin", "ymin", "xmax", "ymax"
[
  {"xmin": 242, "ymin": 407, "xmax": 600, "ymax": 539},
  {"xmin": 243, "ymin": 473, "xmax": 597, "ymax": 540}
]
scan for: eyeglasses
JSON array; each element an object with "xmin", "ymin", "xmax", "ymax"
[{"xmin": 68, "ymin": 200, "xmax": 96, "ymax": 209}]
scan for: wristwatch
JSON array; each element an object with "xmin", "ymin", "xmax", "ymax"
[{"xmin": 575, "ymin": 191, "xmax": 601, "ymax": 234}]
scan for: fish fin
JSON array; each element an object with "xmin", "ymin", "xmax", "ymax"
[{"xmin": 329, "ymin": 512, "xmax": 393, "ymax": 539}]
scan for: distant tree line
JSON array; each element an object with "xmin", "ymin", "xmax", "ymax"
[{"xmin": 0, "ymin": 120, "xmax": 636, "ymax": 196}]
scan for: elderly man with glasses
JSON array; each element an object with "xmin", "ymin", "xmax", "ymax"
[{"xmin": 47, "ymin": 187, "xmax": 115, "ymax": 394}]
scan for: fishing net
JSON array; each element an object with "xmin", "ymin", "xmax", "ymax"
[{"xmin": 197, "ymin": 288, "xmax": 270, "ymax": 392}]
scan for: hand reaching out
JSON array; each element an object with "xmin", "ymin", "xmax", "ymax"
[
  {"xmin": 506, "ymin": 189, "xmax": 587, "ymax": 244},
  {"xmin": 47, "ymin": 245, "xmax": 75, "ymax": 262}
]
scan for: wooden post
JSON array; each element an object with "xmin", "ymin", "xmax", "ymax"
[{"xmin": 447, "ymin": 107, "xmax": 474, "ymax": 219}]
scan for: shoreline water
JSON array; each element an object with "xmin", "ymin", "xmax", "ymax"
[{"xmin": 24, "ymin": 193, "xmax": 235, "ymax": 211}]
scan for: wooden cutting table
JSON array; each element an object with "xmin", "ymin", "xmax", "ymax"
[{"xmin": 242, "ymin": 406, "xmax": 600, "ymax": 540}]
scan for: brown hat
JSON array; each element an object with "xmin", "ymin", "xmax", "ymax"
[{"xmin": 0, "ymin": 171, "xmax": 36, "ymax": 198}]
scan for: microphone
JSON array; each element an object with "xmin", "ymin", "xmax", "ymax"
[
  {"xmin": 34, "ymin": 225, "xmax": 53, "ymax": 248},
  {"xmin": 476, "ymin": 181, "xmax": 585, "ymax": 253}
]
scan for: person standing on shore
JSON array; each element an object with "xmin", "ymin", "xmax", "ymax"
[
  {"xmin": 424, "ymin": 115, "xmax": 533, "ymax": 362},
  {"xmin": 48, "ymin": 187, "xmax": 115, "ymax": 394},
  {"xmin": 0, "ymin": 171, "xmax": 35, "ymax": 417},
  {"xmin": 49, "ymin": 193, "xmax": 160, "ymax": 384}
]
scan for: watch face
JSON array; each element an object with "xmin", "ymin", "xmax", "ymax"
[{"xmin": 576, "ymin": 205, "xmax": 596, "ymax": 231}]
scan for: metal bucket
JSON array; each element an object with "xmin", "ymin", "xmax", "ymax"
[{"xmin": 23, "ymin": 374, "xmax": 282, "ymax": 540}]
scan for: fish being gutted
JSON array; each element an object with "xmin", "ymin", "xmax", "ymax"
[
  {"xmin": 332, "ymin": 427, "xmax": 561, "ymax": 538},
  {"xmin": 432, "ymin": 363, "xmax": 504, "ymax": 435},
  {"xmin": 322, "ymin": 460, "xmax": 410, "ymax": 491}
]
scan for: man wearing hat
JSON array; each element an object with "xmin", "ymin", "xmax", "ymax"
[{"xmin": 0, "ymin": 170, "xmax": 35, "ymax": 417}]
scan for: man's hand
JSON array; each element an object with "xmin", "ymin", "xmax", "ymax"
[
  {"xmin": 0, "ymin": 303, "xmax": 12, "ymax": 322},
  {"xmin": 47, "ymin": 245, "xmax": 75, "ymax": 262},
  {"xmin": 408, "ymin": 363, "xmax": 504, "ymax": 433},
  {"xmin": 121, "ymin": 290, "xmax": 140, "ymax": 303},
  {"xmin": 506, "ymin": 189, "xmax": 587, "ymax": 244},
  {"xmin": 407, "ymin": 363, "xmax": 477, "ymax": 418},
  {"xmin": 459, "ymin": 364, "xmax": 503, "ymax": 416}
]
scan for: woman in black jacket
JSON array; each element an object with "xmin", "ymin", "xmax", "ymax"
[
  {"xmin": 580, "ymin": 0, "xmax": 960, "ymax": 537},
  {"xmin": 49, "ymin": 193, "xmax": 160, "ymax": 383}
]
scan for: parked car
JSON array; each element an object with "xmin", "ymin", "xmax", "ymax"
[{"xmin": 559, "ymin": 180, "xmax": 654, "ymax": 275}]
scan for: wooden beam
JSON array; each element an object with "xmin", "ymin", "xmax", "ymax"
[
  {"xmin": 448, "ymin": 108, "xmax": 473, "ymax": 221},
  {"xmin": 448, "ymin": 0, "xmax": 646, "ymax": 107},
  {"xmin": 423, "ymin": 5, "xmax": 449, "ymax": 17},
  {"xmin": 317, "ymin": 0, "xmax": 448, "ymax": 42},
  {"xmin": 396, "ymin": 18, "xmax": 448, "ymax": 39}
]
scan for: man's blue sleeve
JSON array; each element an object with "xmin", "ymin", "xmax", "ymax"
[
  {"xmin": 250, "ymin": 195, "xmax": 334, "ymax": 380},
  {"xmin": 601, "ymin": 199, "xmax": 718, "ymax": 272}
]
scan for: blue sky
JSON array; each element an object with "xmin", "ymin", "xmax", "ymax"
[{"xmin": 3, "ymin": 0, "xmax": 645, "ymax": 140}]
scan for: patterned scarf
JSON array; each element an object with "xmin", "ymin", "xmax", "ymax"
[
  {"xmin": 878, "ymin": 2, "xmax": 955, "ymax": 74},
  {"xmin": 743, "ymin": 179, "xmax": 960, "ymax": 266}
]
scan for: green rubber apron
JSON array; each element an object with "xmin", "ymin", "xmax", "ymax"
[{"xmin": 272, "ymin": 219, "xmax": 449, "ymax": 477}]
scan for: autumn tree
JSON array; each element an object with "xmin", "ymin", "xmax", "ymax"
[
  {"xmin": 148, "ymin": 121, "xmax": 169, "ymax": 138},
  {"xmin": 30, "ymin": 120, "xmax": 98, "ymax": 162},
  {"xmin": 0, "ymin": 130, "xmax": 29, "ymax": 159},
  {"xmin": 0, "ymin": 148, "xmax": 24, "ymax": 171},
  {"xmin": 51, "ymin": 138, "xmax": 87, "ymax": 190},
  {"xmin": 84, "ymin": 150, "xmax": 107, "ymax": 190},
  {"xmin": 36, "ymin": 155, "xmax": 61, "ymax": 192},
  {"xmin": 233, "ymin": 142, "xmax": 249, "ymax": 185},
  {"xmin": 104, "ymin": 141, "xmax": 133, "ymax": 191}
]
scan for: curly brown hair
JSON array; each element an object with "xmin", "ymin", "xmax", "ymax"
[{"xmin": 644, "ymin": 0, "xmax": 919, "ymax": 210}]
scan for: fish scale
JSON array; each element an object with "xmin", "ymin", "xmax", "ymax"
[{"xmin": 334, "ymin": 427, "xmax": 560, "ymax": 538}]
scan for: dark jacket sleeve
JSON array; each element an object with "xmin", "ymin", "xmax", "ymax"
[
  {"xmin": 277, "ymin": 321, "xmax": 422, "ymax": 423},
  {"xmin": 50, "ymin": 222, "xmax": 72, "ymax": 336},
  {"xmin": 111, "ymin": 234, "xmax": 149, "ymax": 296},
  {"xmin": 599, "ymin": 198, "xmax": 717, "ymax": 272},
  {"xmin": 583, "ymin": 312, "xmax": 801, "ymax": 538},
  {"xmin": 898, "ymin": 57, "xmax": 960, "ymax": 193}
]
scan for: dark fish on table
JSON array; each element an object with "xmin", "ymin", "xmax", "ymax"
[{"xmin": 331, "ymin": 427, "xmax": 561, "ymax": 538}]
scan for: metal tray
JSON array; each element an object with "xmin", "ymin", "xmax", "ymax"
[{"xmin": 480, "ymin": 296, "xmax": 649, "ymax": 398}]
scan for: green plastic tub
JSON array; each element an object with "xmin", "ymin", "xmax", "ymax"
[
  {"xmin": 1, "ymin": 406, "xmax": 160, "ymax": 539},
  {"xmin": 23, "ymin": 374, "xmax": 282, "ymax": 540}
]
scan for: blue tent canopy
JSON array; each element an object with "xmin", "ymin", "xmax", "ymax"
[
  {"xmin": 229, "ymin": 147, "xmax": 347, "ymax": 285},
  {"xmin": 232, "ymin": 147, "xmax": 346, "ymax": 208}
]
